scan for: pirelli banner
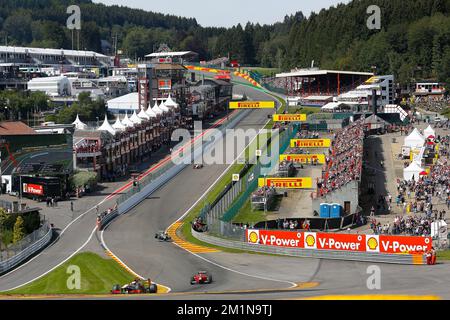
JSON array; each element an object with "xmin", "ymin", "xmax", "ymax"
[
  {"xmin": 258, "ymin": 177, "xmax": 313, "ymax": 189},
  {"xmin": 280, "ymin": 154, "xmax": 326, "ymax": 164},
  {"xmin": 290, "ymin": 139, "xmax": 331, "ymax": 148},
  {"xmin": 246, "ymin": 229, "xmax": 432, "ymax": 256},
  {"xmin": 273, "ymin": 114, "xmax": 307, "ymax": 122},
  {"xmin": 229, "ymin": 101, "xmax": 275, "ymax": 109}
]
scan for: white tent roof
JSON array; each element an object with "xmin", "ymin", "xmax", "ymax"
[
  {"xmin": 152, "ymin": 101, "xmax": 164, "ymax": 115},
  {"xmin": 112, "ymin": 115, "xmax": 126, "ymax": 131},
  {"xmin": 404, "ymin": 128, "xmax": 425, "ymax": 148},
  {"xmin": 138, "ymin": 108, "xmax": 150, "ymax": 120},
  {"xmin": 403, "ymin": 161, "xmax": 425, "ymax": 182},
  {"xmin": 159, "ymin": 100, "xmax": 170, "ymax": 113},
  {"xmin": 145, "ymin": 106, "xmax": 157, "ymax": 118},
  {"xmin": 164, "ymin": 94, "xmax": 179, "ymax": 109},
  {"xmin": 130, "ymin": 111, "xmax": 142, "ymax": 124},
  {"xmin": 121, "ymin": 113, "xmax": 134, "ymax": 127},
  {"xmin": 97, "ymin": 116, "xmax": 116, "ymax": 135},
  {"xmin": 72, "ymin": 114, "xmax": 87, "ymax": 130},
  {"xmin": 424, "ymin": 125, "xmax": 436, "ymax": 138},
  {"xmin": 106, "ymin": 92, "xmax": 139, "ymax": 112}
]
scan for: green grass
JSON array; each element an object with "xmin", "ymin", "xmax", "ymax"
[
  {"xmin": 437, "ymin": 250, "xmax": 450, "ymax": 260},
  {"xmin": 289, "ymin": 106, "xmax": 323, "ymax": 115},
  {"xmin": 244, "ymin": 67, "xmax": 281, "ymax": 77},
  {"xmin": 2, "ymin": 252, "xmax": 134, "ymax": 295}
]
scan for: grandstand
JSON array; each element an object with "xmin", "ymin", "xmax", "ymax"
[
  {"xmin": 0, "ymin": 46, "xmax": 112, "ymax": 69},
  {"xmin": 274, "ymin": 68, "xmax": 373, "ymax": 99}
]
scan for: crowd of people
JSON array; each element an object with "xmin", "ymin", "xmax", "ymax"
[
  {"xmin": 369, "ymin": 215, "xmax": 444, "ymax": 236},
  {"xmin": 317, "ymin": 119, "xmax": 365, "ymax": 197},
  {"xmin": 276, "ymin": 218, "xmax": 311, "ymax": 231}
]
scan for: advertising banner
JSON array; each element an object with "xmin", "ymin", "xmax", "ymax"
[
  {"xmin": 22, "ymin": 183, "xmax": 44, "ymax": 196},
  {"xmin": 257, "ymin": 177, "xmax": 313, "ymax": 189},
  {"xmin": 280, "ymin": 154, "xmax": 326, "ymax": 164},
  {"xmin": 246, "ymin": 230, "xmax": 432, "ymax": 255},
  {"xmin": 290, "ymin": 139, "xmax": 331, "ymax": 148},
  {"xmin": 229, "ymin": 101, "xmax": 275, "ymax": 109},
  {"xmin": 273, "ymin": 114, "xmax": 307, "ymax": 122},
  {"xmin": 158, "ymin": 79, "xmax": 172, "ymax": 90}
]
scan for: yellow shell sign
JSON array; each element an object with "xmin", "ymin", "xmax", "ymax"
[
  {"xmin": 290, "ymin": 139, "xmax": 331, "ymax": 148},
  {"xmin": 280, "ymin": 154, "xmax": 326, "ymax": 164},
  {"xmin": 229, "ymin": 101, "xmax": 275, "ymax": 109},
  {"xmin": 273, "ymin": 114, "xmax": 307, "ymax": 122},
  {"xmin": 258, "ymin": 177, "xmax": 313, "ymax": 189}
]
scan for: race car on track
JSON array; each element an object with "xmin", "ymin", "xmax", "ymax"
[
  {"xmin": 190, "ymin": 271, "xmax": 212, "ymax": 285},
  {"xmin": 155, "ymin": 230, "xmax": 172, "ymax": 242},
  {"xmin": 111, "ymin": 279, "xmax": 158, "ymax": 294},
  {"xmin": 193, "ymin": 164, "xmax": 204, "ymax": 169}
]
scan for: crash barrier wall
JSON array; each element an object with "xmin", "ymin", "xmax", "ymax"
[
  {"xmin": 117, "ymin": 109, "xmax": 252, "ymax": 216},
  {"xmin": 0, "ymin": 220, "xmax": 52, "ymax": 274},
  {"xmin": 191, "ymin": 229, "xmax": 428, "ymax": 265},
  {"xmin": 97, "ymin": 209, "xmax": 119, "ymax": 231}
]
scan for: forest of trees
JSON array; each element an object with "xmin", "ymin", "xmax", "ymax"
[{"xmin": 0, "ymin": 0, "xmax": 449, "ymax": 84}]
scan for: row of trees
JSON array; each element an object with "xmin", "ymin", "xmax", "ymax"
[
  {"xmin": 0, "ymin": 0, "xmax": 449, "ymax": 84},
  {"xmin": 0, "ymin": 208, "xmax": 39, "ymax": 247}
]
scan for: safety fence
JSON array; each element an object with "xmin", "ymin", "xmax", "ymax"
[
  {"xmin": 0, "ymin": 220, "xmax": 53, "ymax": 274},
  {"xmin": 97, "ymin": 209, "xmax": 119, "ymax": 231},
  {"xmin": 0, "ymin": 199, "xmax": 12, "ymax": 212},
  {"xmin": 192, "ymin": 229, "xmax": 427, "ymax": 265}
]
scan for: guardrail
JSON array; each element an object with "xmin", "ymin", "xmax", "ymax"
[
  {"xmin": 97, "ymin": 209, "xmax": 119, "ymax": 231},
  {"xmin": 192, "ymin": 229, "xmax": 427, "ymax": 265},
  {"xmin": 0, "ymin": 221, "xmax": 53, "ymax": 274}
]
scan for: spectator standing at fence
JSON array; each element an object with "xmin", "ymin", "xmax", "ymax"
[{"xmin": 71, "ymin": 201, "xmax": 74, "ymax": 212}]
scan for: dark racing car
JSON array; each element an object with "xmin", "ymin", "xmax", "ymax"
[
  {"xmin": 190, "ymin": 271, "xmax": 212, "ymax": 285},
  {"xmin": 111, "ymin": 279, "xmax": 158, "ymax": 294}
]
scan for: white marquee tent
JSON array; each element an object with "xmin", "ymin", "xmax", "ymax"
[
  {"xmin": 404, "ymin": 128, "xmax": 425, "ymax": 148},
  {"xmin": 424, "ymin": 125, "xmax": 436, "ymax": 139},
  {"xmin": 403, "ymin": 161, "xmax": 425, "ymax": 182}
]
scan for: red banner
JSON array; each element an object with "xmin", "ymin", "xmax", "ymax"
[
  {"xmin": 246, "ymin": 230, "xmax": 431, "ymax": 255},
  {"xmin": 23, "ymin": 183, "xmax": 44, "ymax": 196}
]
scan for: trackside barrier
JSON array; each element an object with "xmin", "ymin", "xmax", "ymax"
[
  {"xmin": 115, "ymin": 109, "xmax": 252, "ymax": 217},
  {"xmin": 0, "ymin": 221, "xmax": 53, "ymax": 274},
  {"xmin": 191, "ymin": 229, "xmax": 427, "ymax": 265},
  {"xmin": 97, "ymin": 209, "xmax": 119, "ymax": 231}
]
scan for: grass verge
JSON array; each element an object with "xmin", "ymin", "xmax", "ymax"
[
  {"xmin": 437, "ymin": 250, "xmax": 450, "ymax": 260},
  {"xmin": 1, "ymin": 252, "xmax": 134, "ymax": 295}
]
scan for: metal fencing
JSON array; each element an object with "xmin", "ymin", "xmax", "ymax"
[
  {"xmin": 0, "ymin": 199, "xmax": 12, "ymax": 212},
  {"xmin": 0, "ymin": 220, "xmax": 53, "ymax": 274}
]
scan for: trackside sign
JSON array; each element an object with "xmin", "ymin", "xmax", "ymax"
[
  {"xmin": 290, "ymin": 139, "xmax": 331, "ymax": 148},
  {"xmin": 245, "ymin": 230, "xmax": 432, "ymax": 255},
  {"xmin": 273, "ymin": 114, "xmax": 307, "ymax": 122},
  {"xmin": 229, "ymin": 101, "xmax": 275, "ymax": 109}
]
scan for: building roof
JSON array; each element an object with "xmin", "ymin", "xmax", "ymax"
[
  {"xmin": 145, "ymin": 51, "xmax": 198, "ymax": 58},
  {"xmin": 107, "ymin": 92, "xmax": 140, "ymax": 111},
  {"xmin": 154, "ymin": 63, "xmax": 186, "ymax": 71},
  {"xmin": 0, "ymin": 45, "xmax": 108, "ymax": 59},
  {"xmin": 0, "ymin": 121, "xmax": 36, "ymax": 135},
  {"xmin": 276, "ymin": 69, "xmax": 373, "ymax": 78}
]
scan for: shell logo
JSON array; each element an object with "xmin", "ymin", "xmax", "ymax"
[
  {"xmin": 367, "ymin": 237, "xmax": 378, "ymax": 250},
  {"xmin": 366, "ymin": 235, "xmax": 380, "ymax": 252},
  {"xmin": 306, "ymin": 235, "xmax": 316, "ymax": 247},
  {"xmin": 247, "ymin": 230, "xmax": 259, "ymax": 245}
]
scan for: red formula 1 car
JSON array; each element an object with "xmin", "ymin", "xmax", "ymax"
[{"xmin": 190, "ymin": 271, "xmax": 213, "ymax": 285}]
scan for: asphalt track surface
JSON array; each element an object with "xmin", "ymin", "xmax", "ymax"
[{"xmin": 1, "ymin": 77, "xmax": 450, "ymax": 299}]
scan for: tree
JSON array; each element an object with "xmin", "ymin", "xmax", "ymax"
[{"xmin": 13, "ymin": 216, "xmax": 25, "ymax": 244}]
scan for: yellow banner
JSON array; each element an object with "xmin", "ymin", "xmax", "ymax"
[
  {"xmin": 280, "ymin": 154, "xmax": 326, "ymax": 164},
  {"xmin": 273, "ymin": 114, "xmax": 307, "ymax": 122},
  {"xmin": 290, "ymin": 139, "xmax": 331, "ymax": 148},
  {"xmin": 229, "ymin": 101, "xmax": 275, "ymax": 109},
  {"xmin": 258, "ymin": 177, "xmax": 313, "ymax": 189}
]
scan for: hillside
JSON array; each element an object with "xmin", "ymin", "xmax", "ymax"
[{"xmin": 0, "ymin": 0, "xmax": 449, "ymax": 84}]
